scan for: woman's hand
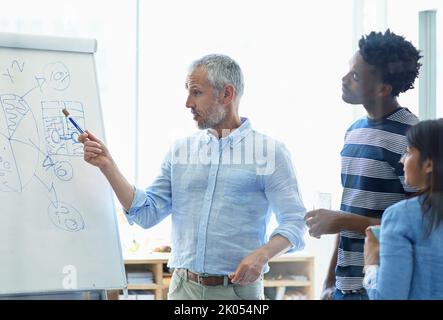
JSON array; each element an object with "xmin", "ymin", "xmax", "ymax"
[{"xmin": 364, "ymin": 226, "xmax": 380, "ymax": 266}]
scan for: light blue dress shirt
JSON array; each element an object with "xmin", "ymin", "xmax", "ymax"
[
  {"xmin": 364, "ymin": 196, "xmax": 443, "ymax": 299},
  {"xmin": 126, "ymin": 118, "xmax": 306, "ymax": 275}
]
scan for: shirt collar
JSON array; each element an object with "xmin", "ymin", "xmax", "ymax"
[{"xmin": 204, "ymin": 117, "xmax": 252, "ymax": 148}]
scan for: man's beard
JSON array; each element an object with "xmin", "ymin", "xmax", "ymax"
[{"xmin": 197, "ymin": 101, "xmax": 227, "ymax": 130}]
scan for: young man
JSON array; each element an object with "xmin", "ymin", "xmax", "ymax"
[
  {"xmin": 305, "ymin": 30, "xmax": 421, "ymax": 300},
  {"xmin": 79, "ymin": 54, "xmax": 306, "ymax": 300}
]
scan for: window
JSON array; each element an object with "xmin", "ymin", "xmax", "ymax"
[
  {"xmin": 138, "ymin": 0, "xmax": 354, "ymax": 298},
  {"xmin": 385, "ymin": 0, "xmax": 443, "ymax": 118},
  {"xmin": 1, "ymin": 0, "xmax": 137, "ymax": 181}
]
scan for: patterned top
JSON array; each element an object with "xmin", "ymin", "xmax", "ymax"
[{"xmin": 336, "ymin": 107, "xmax": 419, "ymax": 291}]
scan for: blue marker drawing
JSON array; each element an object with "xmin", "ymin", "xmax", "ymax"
[{"xmin": 62, "ymin": 108, "xmax": 84, "ymax": 134}]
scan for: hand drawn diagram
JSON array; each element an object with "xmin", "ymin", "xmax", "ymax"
[
  {"xmin": 0, "ymin": 94, "xmax": 39, "ymax": 192},
  {"xmin": 0, "ymin": 57, "xmax": 85, "ymax": 232},
  {"xmin": 43, "ymin": 62, "xmax": 71, "ymax": 91},
  {"xmin": 42, "ymin": 101, "xmax": 85, "ymax": 158}
]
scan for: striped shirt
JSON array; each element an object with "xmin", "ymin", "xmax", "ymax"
[{"xmin": 336, "ymin": 107, "xmax": 419, "ymax": 291}]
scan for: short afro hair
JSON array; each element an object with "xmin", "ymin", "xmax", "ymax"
[{"xmin": 359, "ymin": 29, "xmax": 422, "ymax": 97}]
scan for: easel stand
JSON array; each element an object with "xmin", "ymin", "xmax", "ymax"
[{"xmin": 0, "ymin": 290, "xmax": 109, "ymax": 300}]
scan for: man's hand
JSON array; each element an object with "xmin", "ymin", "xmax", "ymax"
[
  {"xmin": 304, "ymin": 209, "xmax": 342, "ymax": 238},
  {"xmin": 229, "ymin": 249, "xmax": 268, "ymax": 285},
  {"xmin": 78, "ymin": 130, "xmax": 113, "ymax": 171},
  {"xmin": 319, "ymin": 285, "xmax": 336, "ymax": 300},
  {"xmin": 364, "ymin": 226, "xmax": 380, "ymax": 266},
  {"xmin": 78, "ymin": 130, "xmax": 134, "ymax": 210}
]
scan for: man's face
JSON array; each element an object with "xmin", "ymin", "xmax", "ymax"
[
  {"xmin": 185, "ymin": 67, "xmax": 227, "ymax": 130},
  {"xmin": 342, "ymin": 52, "xmax": 382, "ymax": 105}
]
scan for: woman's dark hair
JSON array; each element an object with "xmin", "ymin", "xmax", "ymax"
[
  {"xmin": 406, "ymin": 119, "xmax": 443, "ymax": 236},
  {"xmin": 359, "ymin": 29, "xmax": 422, "ymax": 97}
]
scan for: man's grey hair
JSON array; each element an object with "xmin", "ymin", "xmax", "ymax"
[{"xmin": 189, "ymin": 54, "xmax": 244, "ymax": 101}]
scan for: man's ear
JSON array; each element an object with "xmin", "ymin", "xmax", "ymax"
[
  {"xmin": 378, "ymin": 83, "xmax": 393, "ymax": 97},
  {"xmin": 221, "ymin": 85, "xmax": 235, "ymax": 105},
  {"xmin": 424, "ymin": 158, "xmax": 433, "ymax": 174}
]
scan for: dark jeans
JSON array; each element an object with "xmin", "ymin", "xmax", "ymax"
[{"xmin": 333, "ymin": 288, "xmax": 369, "ymax": 300}]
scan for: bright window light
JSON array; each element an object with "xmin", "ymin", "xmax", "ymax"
[{"xmin": 138, "ymin": 0, "xmax": 354, "ymax": 298}]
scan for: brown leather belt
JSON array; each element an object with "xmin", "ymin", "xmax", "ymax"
[
  {"xmin": 340, "ymin": 288, "xmax": 366, "ymax": 295},
  {"xmin": 176, "ymin": 269, "xmax": 232, "ymax": 286}
]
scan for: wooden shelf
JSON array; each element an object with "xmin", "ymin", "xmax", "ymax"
[
  {"xmin": 117, "ymin": 252, "xmax": 314, "ymax": 300},
  {"xmin": 263, "ymin": 280, "xmax": 311, "ymax": 287},
  {"xmin": 122, "ymin": 254, "xmax": 170, "ymax": 300},
  {"xmin": 127, "ymin": 283, "xmax": 158, "ymax": 290},
  {"xmin": 264, "ymin": 253, "xmax": 314, "ymax": 300}
]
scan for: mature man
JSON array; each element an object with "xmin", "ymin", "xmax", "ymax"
[
  {"xmin": 305, "ymin": 30, "xmax": 421, "ymax": 300},
  {"xmin": 79, "ymin": 54, "xmax": 306, "ymax": 300}
]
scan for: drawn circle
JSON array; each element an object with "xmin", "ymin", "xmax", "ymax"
[
  {"xmin": 0, "ymin": 94, "xmax": 40, "ymax": 192},
  {"xmin": 43, "ymin": 62, "xmax": 71, "ymax": 91},
  {"xmin": 70, "ymin": 131, "xmax": 80, "ymax": 142},
  {"xmin": 50, "ymin": 129, "xmax": 61, "ymax": 144},
  {"xmin": 54, "ymin": 161, "xmax": 73, "ymax": 181},
  {"xmin": 48, "ymin": 202, "xmax": 84, "ymax": 232},
  {"xmin": 53, "ymin": 71, "xmax": 65, "ymax": 81},
  {"xmin": 65, "ymin": 219, "xmax": 79, "ymax": 231}
]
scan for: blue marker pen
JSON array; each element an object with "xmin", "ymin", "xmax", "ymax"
[{"xmin": 62, "ymin": 108, "xmax": 84, "ymax": 134}]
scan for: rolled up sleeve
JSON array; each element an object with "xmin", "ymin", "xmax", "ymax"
[
  {"xmin": 264, "ymin": 142, "xmax": 307, "ymax": 251},
  {"xmin": 124, "ymin": 149, "xmax": 173, "ymax": 228}
]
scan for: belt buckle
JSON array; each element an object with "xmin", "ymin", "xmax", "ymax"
[
  {"xmin": 196, "ymin": 272, "xmax": 208, "ymax": 285},
  {"xmin": 197, "ymin": 273, "xmax": 203, "ymax": 285},
  {"xmin": 341, "ymin": 289, "xmax": 361, "ymax": 295}
]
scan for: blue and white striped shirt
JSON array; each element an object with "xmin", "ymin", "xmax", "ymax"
[
  {"xmin": 126, "ymin": 118, "xmax": 306, "ymax": 275},
  {"xmin": 336, "ymin": 107, "xmax": 419, "ymax": 291}
]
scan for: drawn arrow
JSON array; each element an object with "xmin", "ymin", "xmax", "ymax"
[{"xmin": 33, "ymin": 173, "xmax": 59, "ymax": 209}]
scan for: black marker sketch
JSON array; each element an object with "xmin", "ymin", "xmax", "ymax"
[
  {"xmin": 0, "ymin": 94, "xmax": 39, "ymax": 192},
  {"xmin": 43, "ymin": 62, "xmax": 70, "ymax": 91}
]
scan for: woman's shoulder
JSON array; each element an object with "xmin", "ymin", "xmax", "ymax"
[
  {"xmin": 383, "ymin": 196, "xmax": 422, "ymax": 222},
  {"xmin": 388, "ymin": 196, "xmax": 421, "ymax": 210}
]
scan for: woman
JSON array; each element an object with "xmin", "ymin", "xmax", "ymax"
[{"xmin": 363, "ymin": 119, "xmax": 443, "ymax": 299}]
